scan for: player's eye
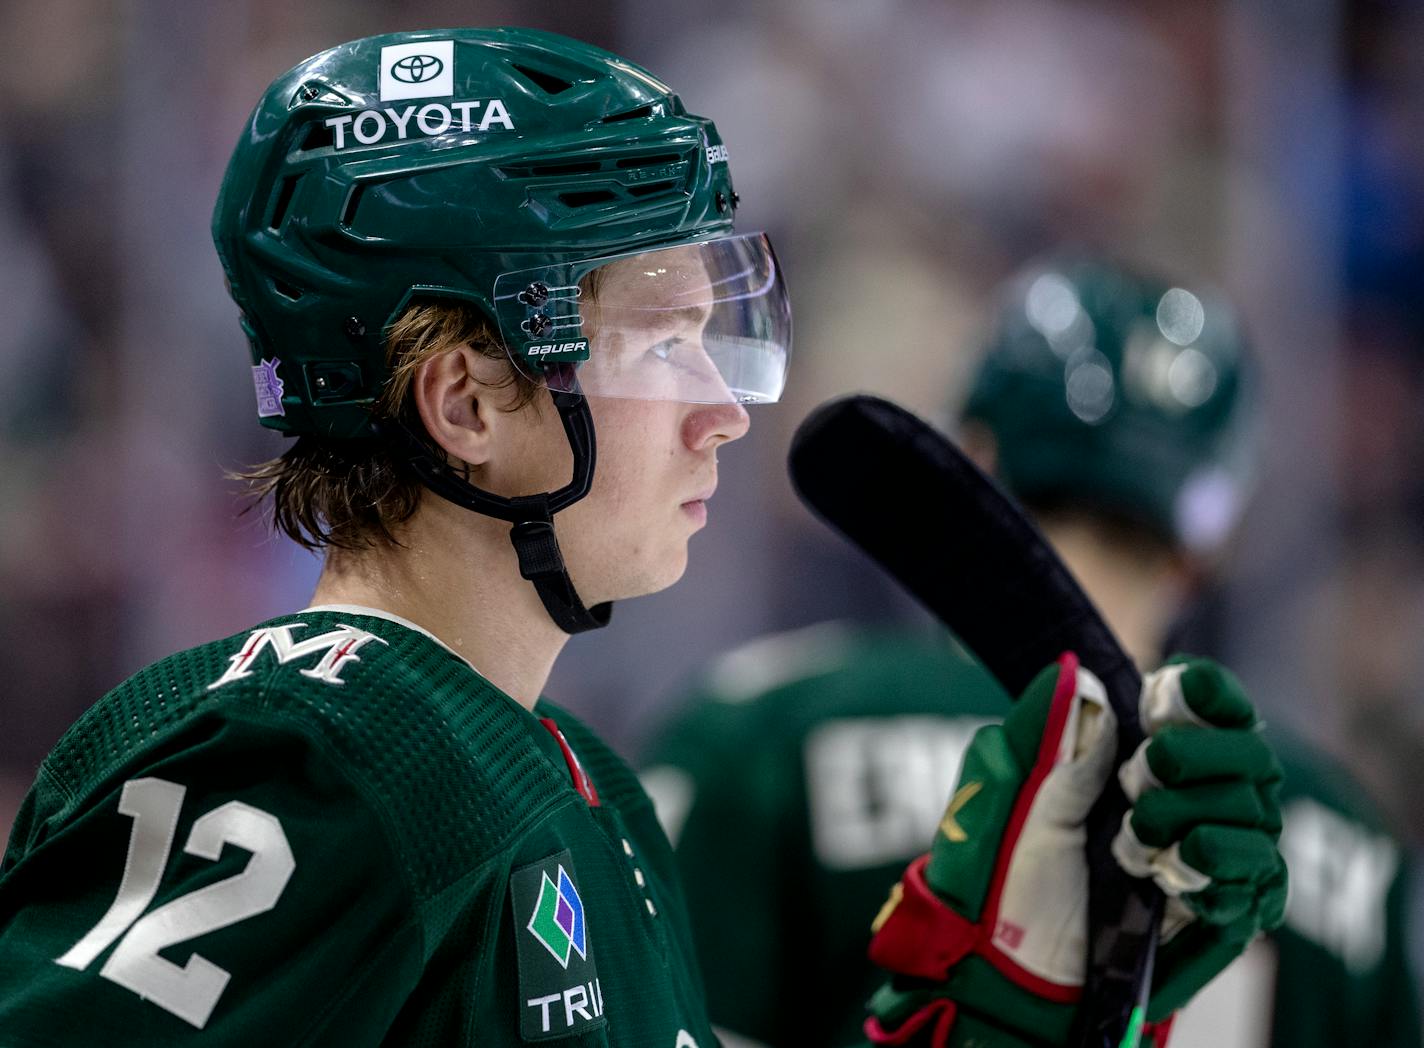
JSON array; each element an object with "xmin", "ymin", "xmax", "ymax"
[{"xmin": 648, "ymin": 336, "xmax": 685, "ymax": 362}]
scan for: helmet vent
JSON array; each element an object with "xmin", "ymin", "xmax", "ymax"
[
  {"xmin": 271, "ymin": 277, "xmax": 304, "ymax": 302},
  {"xmin": 626, "ymin": 181, "xmax": 676, "ymax": 198},
  {"xmin": 559, "ymin": 189, "xmax": 617, "ymax": 208},
  {"xmin": 512, "ymin": 63, "xmax": 574, "ymax": 95},
  {"xmin": 341, "ymin": 187, "xmax": 365, "ymax": 229},
  {"xmin": 300, "ymin": 122, "xmax": 336, "ymax": 152},
  {"xmin": 523, "ymin": 160, "xmax": 601, "ymax": 178},
  {"xmin": 602, "ymin": 104, "xmax": 655, "ymax": 123},
  {"xmin": 616, "ymin": 153, "xmax": 680, "ymax": 169},
  {"xmin": 268, "ymin": 175, "xmax": 302, "ymax": 231}
]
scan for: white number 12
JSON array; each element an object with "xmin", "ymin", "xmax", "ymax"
[{"xmin": 55, "ymin": 777, "xmax": 296, "ymax": 1028}]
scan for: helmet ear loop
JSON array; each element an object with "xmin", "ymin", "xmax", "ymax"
[{"xmin": 374, "ymin": 368, "xmax": 611, "ymax": 635}]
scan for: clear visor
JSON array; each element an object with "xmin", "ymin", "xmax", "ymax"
[{"xmin": 493, "ymin": 232, "xmax": 790, "ymax": 404}]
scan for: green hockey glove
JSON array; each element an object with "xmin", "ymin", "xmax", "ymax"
[
  {"xmin": 1110, "ymin": 656, "xmax": 1287, "ymax": 1017},
  {"xmin": 864, "ymin": 653, "xmax": 1286, "ymax": 1048}
]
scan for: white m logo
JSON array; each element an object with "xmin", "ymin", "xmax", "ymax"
[{"xmin": 207, "ymin": 623, "xmax": 388, "ymax": 691}]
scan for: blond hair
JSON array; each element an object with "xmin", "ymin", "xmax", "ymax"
[{"xmin": 235, "ymin": 299, "xmax": 539, "ymax": 551}]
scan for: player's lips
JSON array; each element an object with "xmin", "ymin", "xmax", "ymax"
[{"xmin": 680, "ymin": 485, "xmax": 716, "ymax": 525}]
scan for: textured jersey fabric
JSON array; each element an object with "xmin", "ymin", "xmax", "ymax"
[
  {"xmin": 642, "ymin": 625, "xmax": 1421, "ymax": 1048},
  {"xmin": 0, "ymin": 607, "xmax": 715, "ymax": 1047}
]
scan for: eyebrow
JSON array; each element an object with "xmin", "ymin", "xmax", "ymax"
[
  {"xmin": 603, "ymin": 302, "xmax": 710, "ymax": 327},
  {"xmin": 663, "ymin": 304, "xmax": 712, "ymax": 327}
]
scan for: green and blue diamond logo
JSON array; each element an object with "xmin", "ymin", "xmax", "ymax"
[
  {"xmin": 526, "ymin": 864, "xmax": 587, "ymax": 968},
  {"xmin": 511, "ymin": 851, "xmax": 603, "ymax": 1039}
]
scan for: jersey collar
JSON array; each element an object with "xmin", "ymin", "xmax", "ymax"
[{"xmin": 299, "ymin": 603, "xmax": 483, "ymax": 676}]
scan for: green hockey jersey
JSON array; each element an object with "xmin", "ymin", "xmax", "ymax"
[
  {"xmin": 642, "ymin": 624, "xmax": 1421, "ymax": 1048},
  {"xmin": 0, "ymin": 606, "xmax": 717, "ymax": 1047}
]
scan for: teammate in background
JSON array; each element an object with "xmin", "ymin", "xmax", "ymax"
[
  {"xmin": 0, "ymin": 31, "xmax": 1283, "ymax": 1046},
  {"xmin": 644, "ymin": 258, "xmax": 1418, "ymax": 1048}
]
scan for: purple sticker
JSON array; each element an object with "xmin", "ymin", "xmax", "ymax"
[{"xmin": 252, "ymin": 357, "xmax": 285, "ymax": 418}]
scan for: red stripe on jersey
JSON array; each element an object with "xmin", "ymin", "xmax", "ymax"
[{"xmin": 540, "ymin": 718, "xmax": 601, "ymax": 807}]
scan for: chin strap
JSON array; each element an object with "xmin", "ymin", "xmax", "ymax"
[{"xmin": 381, "ymin": 375, "xmax": 612, "ymax": 635}]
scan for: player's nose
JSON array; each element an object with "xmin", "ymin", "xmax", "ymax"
[{"xmin": 683, "ymin": 399, "xmax": 751, "ymax": 451}]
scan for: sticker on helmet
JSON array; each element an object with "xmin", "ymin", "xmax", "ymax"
[
  {"xmin": 523, "ymin": 340, "xmax": 590, "ymax": 363},
  {"xmin": 252, "ymin": 357, "xmax": 285, "ymax": 417},
  {"xmin": 379, "ymin": 40, "xmax": 455, "ymax": 102},
  {"xmin": 324, "ymin": 99, "xmax": 513, "ymax": 149}
]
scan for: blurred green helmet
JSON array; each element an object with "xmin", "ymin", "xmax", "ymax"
[
  {"xmin": 213, "ymin": 27, "xmax": 787, "ymax": 439},
  {"xmin": 961, "ymin": 256, "xmax": 1257, "ymax": 555}
]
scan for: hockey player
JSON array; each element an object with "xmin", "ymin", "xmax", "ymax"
[
  {"xmin": 644, "ymin": 257, "xmax": 1417, "ymax": 1047},
  {"xmin": 0, "ymin": 32, "xmax": 1283, "ymax": 1046}
]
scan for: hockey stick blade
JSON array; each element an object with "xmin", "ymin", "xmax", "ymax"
[{"xmin": 788, "ymin": 394, "xmax": 1163, "ymax": 1048}]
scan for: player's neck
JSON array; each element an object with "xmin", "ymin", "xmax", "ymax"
[
  {"xmin": 1039, "ymin": 518, "xmax": 1184, "ymax": 671},
  {"xmin": 307, "ymin": 501, "xmax": 569, "ymax": 710}
]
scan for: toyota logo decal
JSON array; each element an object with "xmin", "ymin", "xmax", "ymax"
[{"xmin": 391, "ymin": 54, "xmax": 444, "ymax": 84}]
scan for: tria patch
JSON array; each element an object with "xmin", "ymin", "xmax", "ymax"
[
  {"xmin": 510, "ymin": 850, "xmax": 605, "ymax": 1040},
  {"xmin": 528, "ymin": 865, "xmax": 587, "ymax": 967}
]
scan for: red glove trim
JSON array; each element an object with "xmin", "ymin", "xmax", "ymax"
[
  {"xmin": 869, "ymin": 654, "xmax": 1085, "ymax": 1005},
  {"xmin": 977, "ymin": 651, "xmax": 1082, "ymax": 1003},
  {"xmin": 865, "ymin": 999, "xmax": 958, "ymax": 1046},
  {"xmin": 869, "ymin": 855, "xmax": 979, "ymax": 979},
  {"xmin": 1143, "ymin": 1015, "xmax": 1175, "ymax": 1046}
]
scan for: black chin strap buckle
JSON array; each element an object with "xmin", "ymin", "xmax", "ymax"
[
  {"xmin": 379, "ymin": 382, "xmax": 610, "ymax": 637},
  {"xmin": 511, "ymin": 519, "xmax": 564, "ymax": 579},
  {"xmin": 510, "ymin": 519, "xmax": 612, "ymax": 634}
]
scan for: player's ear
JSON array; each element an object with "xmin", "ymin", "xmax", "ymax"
[{"xmin": 412, "ymin": 345, "xmax": 508, "ymax": 467}]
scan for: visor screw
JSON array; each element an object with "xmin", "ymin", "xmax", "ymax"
[
  {"xmin": 528, "ymin": 313, "xmax": 550, "ymax": 337},
  {"xmin": 715, "ymin": 191, "xmax": 728, "ymax": 214},
  {"xmin": 345, "ymin": 316, "xmax": 365, "ymax": 339},
  {"xmin": 518, "ymin": 281, "xmax": 550, "ymax": 307},
  {"xmin": 300, "ymin": 84, "xmax": 320, "ymax": 102}
]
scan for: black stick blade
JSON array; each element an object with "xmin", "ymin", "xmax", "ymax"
[{"xmin": 789, "ymin": 394, "xmax": 1138, "ymax": 703}]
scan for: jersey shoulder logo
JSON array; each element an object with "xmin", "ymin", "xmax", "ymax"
[
  {"xmin": 527, "ymin": 863, "xmax": 587, "ymax": 968},
  {"xmin": 511, "ymin": 850, "xmax": 605, "ymax": 1040},
  {"xmin": 207, "ymin": 621, "xmax": 389, "ymax": 691}
]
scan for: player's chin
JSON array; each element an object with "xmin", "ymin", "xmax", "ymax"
[{"xmin": 608, "ymin": 544, "xmax": 690, "ymax": 602}]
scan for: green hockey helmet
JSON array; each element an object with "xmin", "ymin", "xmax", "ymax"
[
  {"xmin": 212, "ymin": 28, "xmax": 792, "ymax": 635},
  {"xmin": 961, "ymin": 256, "xmax": 1257, "ymax": 555},
  {"xmin": 212, "ymin": 27, "xmax": 789, "ymax": 438}
]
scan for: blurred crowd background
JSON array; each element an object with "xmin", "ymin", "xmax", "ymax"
[{"xmin": 2, "ymin": 0, "xmax": 1422, "ymax": 1000}]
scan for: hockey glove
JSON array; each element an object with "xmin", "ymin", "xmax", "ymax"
[{"xmin": 864, "ymin": 653, "xmax": 1286, "ymax": 1048}]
